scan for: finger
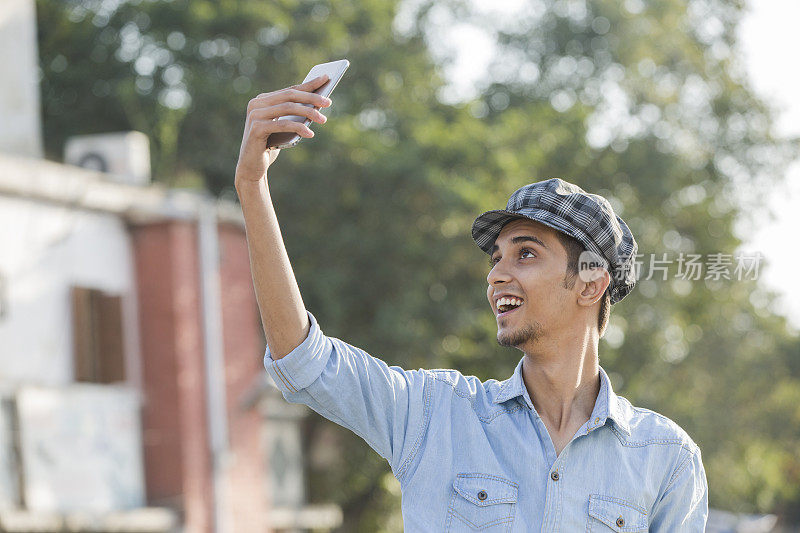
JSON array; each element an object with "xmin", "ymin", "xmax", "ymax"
[
  {"xmin": 253, "ymin": 75, "xmax": 331, "ymax": 104},
  {"xmin": 247, "ymin": 88, "xmax": 331, "ymax": 115},
  {"xmin": 248, "ymin": 103, "xmax": 327, "ymax": 124},
  {"xmin": 277, "ymin": 87, "xmax": 331, "ymax": 107},
  {"xmin": 248, "ymin": 118, "xmax": 314, "ymax": 141}
]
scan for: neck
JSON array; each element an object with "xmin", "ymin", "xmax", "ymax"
[{"xmin": 520, "ymin": 326, "xmax": 601, "ymax": 433}]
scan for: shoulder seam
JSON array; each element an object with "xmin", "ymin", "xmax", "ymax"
[
  {"xmin": 610, "ymin": 426, "xmax": 685, "ymax": 447},
  {"xmin": 627, "ymin": 406, "xmax": 699, "ymax": 446},
  {"xmin": 664, "ymin": 446, "xmax": 697, "ymax": 493},
  {"xmin": 629, "ymin": 406, "xmax": 694, "ymax": 436}
]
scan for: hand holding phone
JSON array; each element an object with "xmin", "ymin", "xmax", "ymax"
[
  {"xmin": 266, "ymin": 59, "xmax": 349, "ymax": 149},
  {"xmin": 234, "ymin": 60, "xmax": 348, "ymax": 187}
]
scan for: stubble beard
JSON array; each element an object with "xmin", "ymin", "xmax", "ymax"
[{"xmin": 497, "ymin": 318, "xmax": 544, "ymax": 348}]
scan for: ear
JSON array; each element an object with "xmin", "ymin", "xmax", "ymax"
[{"xmin": 577, "ymin": 268, "xmax": 610, "ymax": 308}]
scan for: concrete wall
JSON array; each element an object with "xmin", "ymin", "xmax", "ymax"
[
  {"xmin": 0, "ymin": 0, "xmax": 43, "ymax": 157},
  {"xmin": 16, "ymin": 384, "xmax": 145, "ymax": 513},
  {"xmin": 0, "ymin": 196, "xmax": 137, "ymax": 386}
]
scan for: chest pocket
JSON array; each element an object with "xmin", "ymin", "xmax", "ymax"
[
  {"xmin": 446, "ymin": 473, "xmax": 518, "ymax": 532},
  {"xmin": 587, "ymin": 494, "xmax": 649, "ymax": 532}
]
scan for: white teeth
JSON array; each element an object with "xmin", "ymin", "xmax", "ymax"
[{"xmin": 497, "ymin": 297, "xmax": 523, "ymax": 308}]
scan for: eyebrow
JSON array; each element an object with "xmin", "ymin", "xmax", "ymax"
[{"xmin": 490, "ymin": 235, "xmax": 549, "ymax": 255}]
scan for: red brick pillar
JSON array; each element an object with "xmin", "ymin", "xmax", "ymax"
[{"xmin": 132, "ymin": 221, "xmax": 214, "ymax": 533}]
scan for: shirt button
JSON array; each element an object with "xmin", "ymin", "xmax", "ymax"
[
  {"xmin": 616, "ymin": 516, "xmax": 625, "ymax": 527},
  {"xmin": 550, "ymin": 471, "xmax": 559, "ymax": 481},
  {"xmin": 477, "ymin": 490, "xmax": 488, "ymax": 501},
  {"xmin": 594, "ymin": 417, "xmax": 600, "ymax": 425}
]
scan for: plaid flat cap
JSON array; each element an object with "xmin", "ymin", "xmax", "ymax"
[{"xmin": 472, "ymin": 178, "xmax": 638, "ymax": 304}]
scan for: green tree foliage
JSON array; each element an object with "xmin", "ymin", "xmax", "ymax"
[
  {"xmin": 417, "ymin": 0, "xmax": 800, "ymax": 520},
  {"xmin": 37, "ymin": 0, "xmax": 800, "ymax": 528}
]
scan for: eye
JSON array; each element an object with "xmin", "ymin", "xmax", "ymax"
[{"xmin": 488, "ymin": 248, "xmax": 536, "ymax": 268}]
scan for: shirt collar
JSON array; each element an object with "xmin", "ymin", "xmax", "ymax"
[{"xmin": 493, "ymin": 357, "xmax": 632, "ymax": 437}]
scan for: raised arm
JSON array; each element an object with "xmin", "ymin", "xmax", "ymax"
[
  {"xmin": 234, "ymin": 74, "xmax": 332, "ymax": 359},
  {"xmin": 233, "ymin": 78, "xmax": 431, "ymax": 482}
]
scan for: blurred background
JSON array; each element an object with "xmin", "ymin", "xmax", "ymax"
[{"xmin": 1, "ymin": 0, "xmax": 798, "ymax": 531}]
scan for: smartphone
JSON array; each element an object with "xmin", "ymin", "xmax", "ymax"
[{"xmin": 266, "ymin": 59, "xmax": 350, "ymax": 149}]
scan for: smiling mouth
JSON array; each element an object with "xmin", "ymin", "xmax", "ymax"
[{"xmin": 497, "ymin": 303, "xmax": 523, "ymax": 317}]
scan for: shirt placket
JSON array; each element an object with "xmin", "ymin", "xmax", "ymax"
[
  {"xmin": 535, "ymin": 414, "xmax": 567, "ymax": 532},
  {"xmin": 539, "ymin": 423, "xmax": 565, "ymax": 532},
  {"xmin": 538, "ymin": 415, "xmax": 603, "ymax": 532}
]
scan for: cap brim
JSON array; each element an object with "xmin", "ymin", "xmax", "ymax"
[
  {"xmin": 471, "ymin": 210, "xmax": 528, "ymax": 254},
  {"xmin": 471, "ymin": 209, "xmax": 583, "ymax": 254}
]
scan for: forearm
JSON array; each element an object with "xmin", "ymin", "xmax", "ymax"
[{"xmin": 236, "ymin": 177, "xmax": 309, "ymax": 359}]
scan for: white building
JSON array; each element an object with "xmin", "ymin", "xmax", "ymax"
[{"xmin": 0, "ymin": 1, "xmax": 340, "ymax": 531}]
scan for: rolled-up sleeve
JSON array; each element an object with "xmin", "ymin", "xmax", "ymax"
[
  {"xmin": 264, "ymin": 310, "xmax": 430, "ymax": 483},
  {"xmin": 649, "ymin": 445, "xmax": 708, "ymax": 531}
]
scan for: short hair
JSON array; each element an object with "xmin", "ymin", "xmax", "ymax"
[{"xmin": 553, "ymin": 232, "xmax": 611, "ymax": 336}]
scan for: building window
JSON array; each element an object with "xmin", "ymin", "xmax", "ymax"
[{"xmin": 70, "ymin": 286, "xmax": 125, "ymax": 383}]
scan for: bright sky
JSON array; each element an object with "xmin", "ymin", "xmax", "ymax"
[
  {"xmin": 435, "ymin": 0, "xmax": 800, "ymax": 330},
  {"xmin": 737, "ymin": 0, "xmax": 800, "ymax": 330}
]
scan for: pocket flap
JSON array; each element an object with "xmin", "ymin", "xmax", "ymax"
[
  {"xmin": 453, "ymin": 473, "xmax": 518, "ymax": 506},
  {"xmin": 588, "ymin": 494, "xmax": 648, "ymax": 532}
]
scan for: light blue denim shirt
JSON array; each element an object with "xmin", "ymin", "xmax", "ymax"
[{"xmin": 265, "ymin": 311, "xmax": 708, "ymax": 532}]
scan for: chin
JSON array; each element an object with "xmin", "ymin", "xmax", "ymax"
[{"xmin": 497, "ymin": 322, "xmax": 541, "ymax": 348}]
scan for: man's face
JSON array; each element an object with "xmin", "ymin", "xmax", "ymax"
[{"xmin": 486, "ymin": 218, "xmax": 574, "ymax": 349}]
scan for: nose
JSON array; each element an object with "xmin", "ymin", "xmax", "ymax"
[{"xmin": 487, "ymin": 258, "xmax": 512, "ymax": 286}]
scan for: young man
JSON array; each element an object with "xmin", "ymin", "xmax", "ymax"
[{"xmin": 236, "ymin": 75, "xmax": 708, "ymax": 531}]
